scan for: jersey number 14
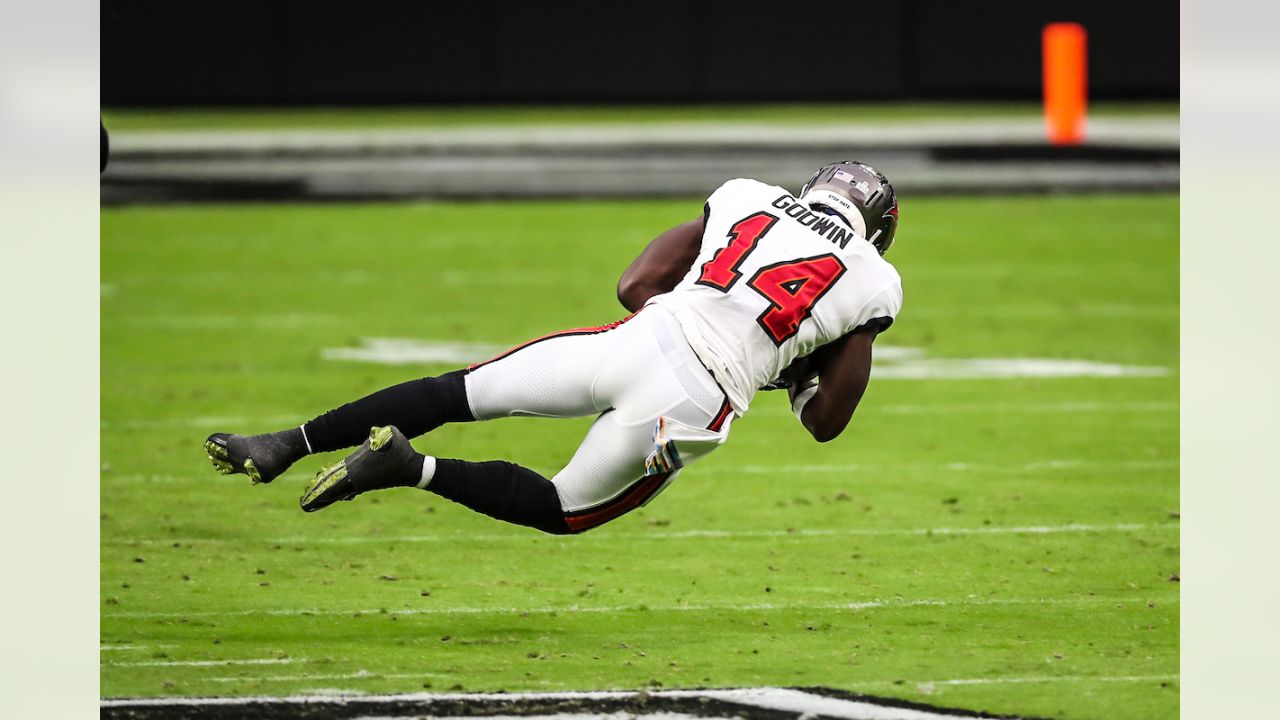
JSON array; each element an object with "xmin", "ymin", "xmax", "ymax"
[{"xmin": 696, "ymin": 212, "xmax": 847, "ymax": 345}]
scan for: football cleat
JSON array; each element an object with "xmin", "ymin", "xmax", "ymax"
[
  {"xmin": 204, "ymin": 432, "xmax": 296, "ymax": 484},
  {"xmin": 299, "ymin": 426, "xmax": 419, "ymax": 513}
]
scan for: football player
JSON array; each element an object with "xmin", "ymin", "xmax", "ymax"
[{"xmin": 205, "ymin": 161, "xmax": 902, "ymax": 534}]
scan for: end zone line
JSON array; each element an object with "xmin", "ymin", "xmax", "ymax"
[
  {"xmin": 102, "ymin": 595, "xmax": 1178, "ymax": 621},
  {"xmin": 104, "ymin": 521, "xmax": 1180, "ymax": 546}
]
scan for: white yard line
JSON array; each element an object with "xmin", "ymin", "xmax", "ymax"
[
  {"xmin": 103, "ymin": 521, "xmax": 1178, "ymax": 546},
  {"xmin": 103, "ymin": 595, "xmax": 1176, "ymax": 621},
  {"xmin": 108, "ymin": 657, "xmax": 297, "ymax": 668},
  {"xmin": 731, "ymin": 459, "xmax": 1177, "ymax": 474},
  {"xmin": 858, "ymin": 674, "xmax": 1179, "ymax": 688},
  {"xmin": 930, "ymin": 674, "xmax": 1177, "ymax": 686},
  {"xmin": 126, "ymin": 314, "xmax": 349, "ymax": 329},
  {"xmin": 207, "ymin": 670, "xmax": 447, "ymax": 684},
  {"xmin": 103, "ymin": 415, "xmax": 304, "ymax": 430},
  {"xmin": 314, "ymin": 338, "xmax": 1172, "ymax": 379},
  {"xmin": 273, "ymin": 522, "xmax": 1180, "ymax": 544},
  {"xmin": 801, "ymin": 400, "xmax": 1175, "ymax": 416}
]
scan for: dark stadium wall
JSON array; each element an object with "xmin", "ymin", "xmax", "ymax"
[{"xmin": 101, "ymin": 0, "xmax": 1178, "ymax": 105}]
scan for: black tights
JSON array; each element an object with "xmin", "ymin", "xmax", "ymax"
[{"xmin": 300, "ymin": 370, "xmax": 572, "ymax": 534}]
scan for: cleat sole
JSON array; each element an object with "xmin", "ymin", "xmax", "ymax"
[
  {"xmin": 300, "ymin": 462, "xmax": 349, "ymax": 512},
  {"xmin": 244, "ymin": 458, "xmax": 263, "ymax": 484},
  {"xmin": 369, "ymin": 426, "xmax": 394, "ymax": 452},
  {"xmin": 205, "ymin": 439, "xmax": 229, "ymax": 460}
]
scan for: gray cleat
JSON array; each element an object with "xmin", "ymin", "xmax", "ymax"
[
  {"xmin": 204, "ymin": 432, "xmax": 297, "ymax": 484},
  {"xmin": 299, "ymin": 426, "xmax": 420, "ymax": 512}
]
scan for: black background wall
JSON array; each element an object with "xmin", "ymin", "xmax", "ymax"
[{"xmin": 102, "ymin": 1, "xmax": 1178, "ymax": 105}]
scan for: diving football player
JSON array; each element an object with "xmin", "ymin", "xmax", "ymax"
[{"xmin": 205, "ymin": 162, "xmax": 902, "ymax": 534}]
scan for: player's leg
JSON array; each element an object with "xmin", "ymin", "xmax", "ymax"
[
  {"xmin": 299, "ymin": 387, "xmax": 711, "ymax": 533},
  {"xmin": 548, "ymin": 314, "xmax": 732, "ymax": 532},
  {"xmin": 216, "ymin": 313, "xmax": 638, "ymax": 487},
  {"xmin": 300, "ymin": 306, "xmax": 733, "ymax": 534},
  {"xmin": 205, "ymin": 315, "xmax": 634, "ymax": 484},
  {"xmin": 204, "ymin": 370, "xmax": 472, "ymax": 484}
]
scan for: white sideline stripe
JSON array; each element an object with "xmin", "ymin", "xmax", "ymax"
[
  {"xmin": 342, "ymin": 714, "xmax": 710, "ymax": 720},
  {"xmin": 109, "ymin": 657, "xmax": 296, "ymax": 668},
  {"xmin": 100, "ymin": 687, "xmax": 987, "ymax": 720},
  {"xmin": 106, "ymin": 682, "xmax": 1193, "ymax": 718},
  {"xmin": 686, "ymin": 688, "xmax": 963, "ymax": 720},
  {"xmin": 103, "ymin": 521, "xmax": 1178, "ymax": 546},
  {"xmin": 102, "ymin": 595, "xmax": 1177, "ymax": 621}
]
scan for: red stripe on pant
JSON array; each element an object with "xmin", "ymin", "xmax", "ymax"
[
  {"xmin": 707, "ymin": 397, "xmax": 732, "ymax": 431},
  {"xmin": 468, "ymin": 312, "xmax": 638, "ymax": 371},
  {"xmin": 564, "ymin": 471, "xmax": 672, "ymax": 533}
]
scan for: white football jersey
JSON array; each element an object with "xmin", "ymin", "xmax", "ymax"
[{"xmin": 649, "ymin": 178, "xmax": 903, "ymax": 415}]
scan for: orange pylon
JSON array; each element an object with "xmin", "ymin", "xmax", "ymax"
[{"xmin": 1043, "ymin": 23, "xmax": 1088, "ymax": 145}]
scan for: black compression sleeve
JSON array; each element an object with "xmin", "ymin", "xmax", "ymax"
[
  {"xmin": 428, "ymin": 459, "xmax": 571, "ymax": 535},
  {"xmin": 302, "ymin": 370, "xmax": 473, "ymax": 453}
]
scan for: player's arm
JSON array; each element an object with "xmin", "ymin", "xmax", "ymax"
[
  {"xmin": 788, "ymin": 330, "xmax": 875, "ymax": 443},
  {"xmin": 617, "ymin": 216, "xmax": 705, "ymax": 312}
]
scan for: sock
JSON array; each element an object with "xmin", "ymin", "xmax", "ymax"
[
  {"xmin": 249, "ymin": 426, "xmax": 309, "ymax": 467},
  {"xmin": 425, "ymin": 458, "xmax": 571, "ymax": 535},
  {"xmin": 302, "ymin": 370, "xmax": 473, "ymax": 453},
  {"xmin": 386, "ymin": 453, "xmax": 427, "ymax": 489},
  {"xmin": 416, "ymin": 455, "xmax": 437, "ymax": 489}
]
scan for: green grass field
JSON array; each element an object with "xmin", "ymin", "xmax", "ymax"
[
  {"xmin": 101, "ymin": 102, "xmax": 1178, "ymax": 131},
  {"xmin": 101, "ymin": 194, "xmax": 1178, "ymax": 719}
]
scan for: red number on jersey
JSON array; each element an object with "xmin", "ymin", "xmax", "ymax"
[
  {"xmin": 747, "ymin": 255, "xmax": 847, "ymax": 345},
  {"xmin": 696, "ymin": 212, "xmax": 779, "ymax": 290},
  {"xmin": 698, "ymin": 212, "xmax": 847, "ymax": 346}
]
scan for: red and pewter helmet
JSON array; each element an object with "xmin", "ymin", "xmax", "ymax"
[{"xmin": 799, "ymin": 161, "xmax": 899, "ymax": 255}]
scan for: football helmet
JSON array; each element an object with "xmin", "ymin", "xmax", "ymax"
[{"xmin": 799, "ymin": 161, "xmax": 899, "ymax": 255}]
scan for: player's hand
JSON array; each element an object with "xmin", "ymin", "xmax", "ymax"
[
  {"xmin": 762, "ymin": 355, "xmax": 818, "ymax": 391},
  {"xmin": 787, "ymin": 375, "xmax": 819, "ymax": 406}
]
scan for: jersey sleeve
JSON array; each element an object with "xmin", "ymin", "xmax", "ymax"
[{"xmin": 851, "ymin": 280, "xmax": 903, "ymax": 337}]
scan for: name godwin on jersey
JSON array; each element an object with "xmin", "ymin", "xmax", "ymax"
[{"xmin": 649, "ymin": 178, "xmax": 903, "ymax": 415}]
